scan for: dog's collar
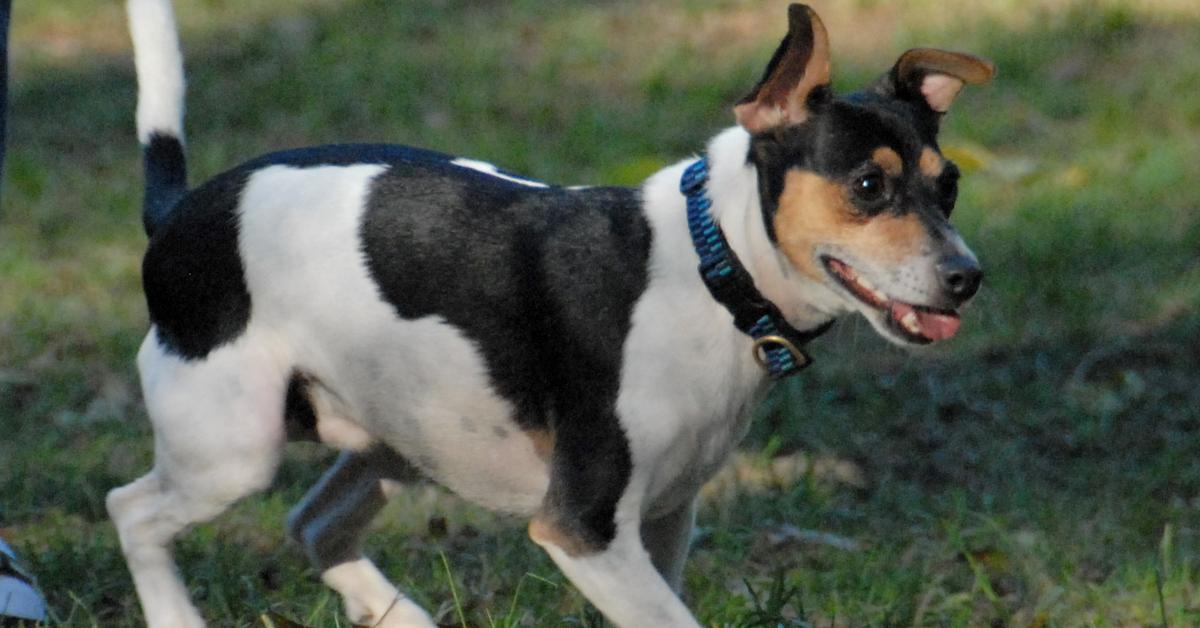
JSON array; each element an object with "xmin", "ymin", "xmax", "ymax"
[{"xmin": 681, "ymin": 157, "xmax": 832, "ymax": 378}]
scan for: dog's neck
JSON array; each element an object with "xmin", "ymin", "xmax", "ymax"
[{"xmin": 700, "ymin": 127, "xmax": 842, "ymax": 333}]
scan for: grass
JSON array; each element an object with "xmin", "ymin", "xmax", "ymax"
[{"xmin": 2, "ymin": 0, "xmax": 1198, "ymax": 625}]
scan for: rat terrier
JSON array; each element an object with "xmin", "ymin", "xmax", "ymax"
[{"xmin": 109, "ymin": 2, "xmax": 994, "ymax": 626}]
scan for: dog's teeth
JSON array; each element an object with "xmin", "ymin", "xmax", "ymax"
[
  {"xmin": 855, "ymin": 277, "xmax": 888, "ymax": 303},
  {"xmin": 901, "ymin": 311, "xmax": 921, "ymax": 333}
]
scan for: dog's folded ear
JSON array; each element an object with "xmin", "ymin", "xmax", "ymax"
[
  {"xmin": 734, "ymin": 4, "xmax": 832, "ymax": 134},
  {"xmin": 873, "ymin": 48, "xmax": 996, "ymax": 116}
]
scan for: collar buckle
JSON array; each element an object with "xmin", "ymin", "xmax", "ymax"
[{"xmin": 752, "ymin": 334, "xmax": 811, "ymax": 374}]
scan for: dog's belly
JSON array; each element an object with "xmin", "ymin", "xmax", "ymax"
[
  {"xmin": 235, "ymin": 163, "xmax": 550, "ymax": 513},
  {"xmin": 321, "ymin": 321, "xmax": 551, "ymax": 515}
]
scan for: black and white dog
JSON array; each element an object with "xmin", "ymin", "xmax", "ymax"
[{"xmin": 108, "ymin": 1, "xmax": 994, "ymax": 626}]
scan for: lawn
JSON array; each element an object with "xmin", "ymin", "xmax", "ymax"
[{"xmin": 1, "ymin": 0, "xmax": 1198, "ymax": 625}]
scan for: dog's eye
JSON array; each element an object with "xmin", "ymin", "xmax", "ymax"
[{"xmin": 854, "ymin": 173, "xmax": 886, "ymax": 203}]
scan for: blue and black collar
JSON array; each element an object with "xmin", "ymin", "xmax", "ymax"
[{"xmin": 681, "ymin": 157, "xmax": 832, "ymax": 378}]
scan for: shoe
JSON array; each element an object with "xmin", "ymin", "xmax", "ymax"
[{"xmin": 0, "ymin": 538, "xmax": 47, "ymax": 623}]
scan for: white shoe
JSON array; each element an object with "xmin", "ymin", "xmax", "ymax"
[{"xmin": 0, "ymin": 538, "xmax": 47, "ymax": 622}]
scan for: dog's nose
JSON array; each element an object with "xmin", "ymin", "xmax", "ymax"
[{"xmin": 936, "ymin": 255, "xmax": 982, "ymax": 302}]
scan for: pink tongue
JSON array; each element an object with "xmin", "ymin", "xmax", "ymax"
[
  {"xmin": 917, "ymin": 309, "xmax": 961, "ymax": 340},
  {"xmin": 891, "ymin": 303, "xmax": 961, "ymax": 340}
]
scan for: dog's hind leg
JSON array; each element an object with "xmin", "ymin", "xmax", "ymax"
[
  {"xmin": 287, "ymin": 448, "xmax": 435, "ymax": 628},
  {"xmin": 107, "ymin": 331, "xmax": 289, "ymax": 627},
  {"xmin": 286, "ymin": 450, "xmax": 435, "ymax": 627}
]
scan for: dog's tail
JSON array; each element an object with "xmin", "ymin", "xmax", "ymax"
[{"xmin": 127, "ymin": 0, "xmax": 188, "ymax": 236}]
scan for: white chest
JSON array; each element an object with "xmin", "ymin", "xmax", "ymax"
[{"xmin": 614, "ymin": 282, "xmax": 771, "ymax": 518}]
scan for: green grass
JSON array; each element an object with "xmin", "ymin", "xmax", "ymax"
[{"xmin": 2, "ymin": 0, "xmax": 1199, "ymax": 625}]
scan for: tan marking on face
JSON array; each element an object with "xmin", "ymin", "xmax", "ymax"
[
  {"xmin": 919, "ymin": 147, "xmax": 945, "ymax": 178},
  {"xmin": 872, "ymin": 147, "xmax": 903, "ymax": 178},
  {"xmin": 529, "ymin": 515, "xmax": 596, "ymax": 557},
  {"xmin": 523, "ymin": 428, "xmax": 554, "ymax": 463},
  {"xmin": 774, "ymin": 170, "xmax": 929, "ymax": 278}
]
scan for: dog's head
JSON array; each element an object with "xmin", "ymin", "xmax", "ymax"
[{"xmin": 737, "ymin": 4, "xmax": 994, "ymax": 346}]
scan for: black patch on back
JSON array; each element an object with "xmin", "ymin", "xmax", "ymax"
[
  {"xmin": 359, "ymin": 163, "xmax": 651, "ymax": 547},
  {"xmin": 142, "ymin": 133, "xmax": 188, "ymax": 236},
  {"xmin": 142, "ymin": 144, "xmax": 457, "ymax": 360},
  {"xmin": 143, "ymin": 168, "xmax": 252, "ymax": 360},
  {"xmin": 241, "ymin": 143, "xmax": 456, "ymax": 171}
]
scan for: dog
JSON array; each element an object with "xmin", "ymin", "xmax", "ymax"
[{"xmin": 107, "ymin": 1, "xmax": 994, "ymax": 626}]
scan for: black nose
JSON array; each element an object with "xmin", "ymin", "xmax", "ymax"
[{"xmin": 937, "ymin": 255, "xmax": 982, "ymax": 302}]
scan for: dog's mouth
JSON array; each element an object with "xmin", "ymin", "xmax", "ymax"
[{"xmin": 822, "ymin": 256, "xmax": 961, "ymax": 344}]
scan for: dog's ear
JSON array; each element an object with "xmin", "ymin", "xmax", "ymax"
[
  {"xmin": 873, "ymin": 48, "xmax": 995, "ymax": 115},
  {"xmin": 734, "ymin": 4, "xmax": 832, "ymax": 134}
]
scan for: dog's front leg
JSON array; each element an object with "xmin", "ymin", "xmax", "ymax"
[
  {"xmin": 640, "ymin": 496, "xmax": 697, "ymax": 593},
  {"xmin": 530, "ymin": 511, "xmax": 700, "ymax": 628},
  {"xmin": 528, "ymin": 411, "xmax": 700, "ymax": 628}
]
